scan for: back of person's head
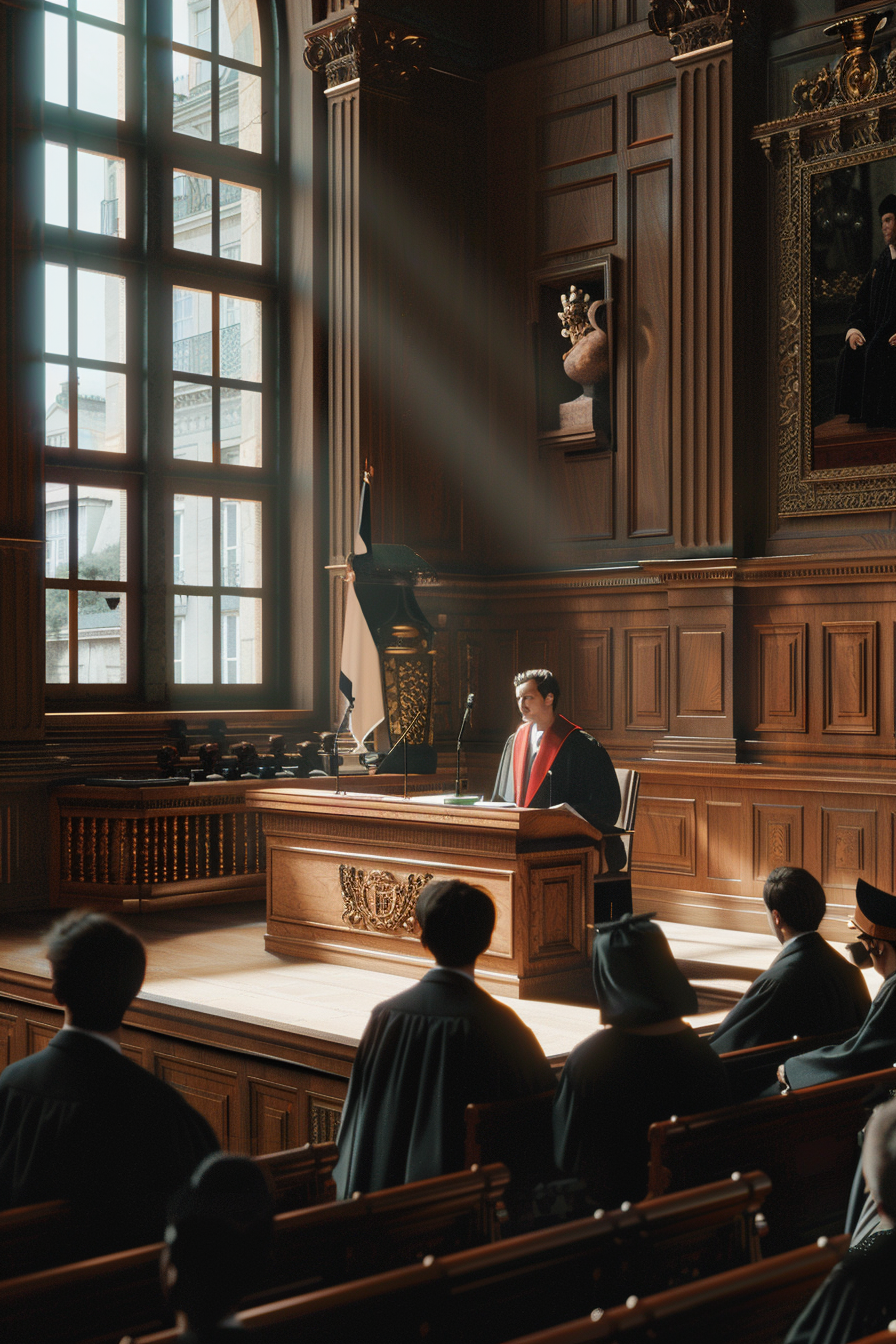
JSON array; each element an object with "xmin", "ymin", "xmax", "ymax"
[
  {"xmin": 762, "ymin": 866, "xmax": 826, "ymax": 933},
  {"xmin": 415, "ymin": 879, "xmax": 495, "ymax": 967},
  {"xmin": 592, "ymin": 912, "xmax": 698, "ymax": 1028},
  {"xmin": 863, "ymin": 1097, "xmax": 896, "ymax": 1223},
  {"xmin": 164, "ymin": 1154, "xmax": 275, "ymax": 1331},
  {"xmin": 47, "ymin": 911, "xmax": 146, "ymax": 1031},
  {"xmin": 513, "ymin": 668, "xmax": 560, "ymax": 708}
]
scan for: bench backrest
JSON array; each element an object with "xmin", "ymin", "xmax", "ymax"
[
  {"xmin": 464, "ymin": 1089, "xmax": 556, "ymax": 1181},
  {"xmin": 131, "ymin": 1170, "xmax": 772, "ymax": 1344},
  {"xmin": 0, "ymin": 1163, "xmax": 510, "ymax": 1344},
  {"xmin": 648, "ymin": 1066, "xmax": 896, "ymax": 1254},
  {"xmin": 719, "ymin": 1031, "xmax": 853, "ymax": 1103}
]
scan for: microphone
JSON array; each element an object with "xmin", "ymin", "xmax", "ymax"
[{"xmin": 455, "ymin": 693, "xmax": 474, "ymax": 797}]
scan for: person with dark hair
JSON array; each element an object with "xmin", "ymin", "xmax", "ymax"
[
  {"xmin": 709, "ymin": 867, "xmax": 869, "ymax": 1054},
  {"xmin": 777, "ymin": 879, "xmax": 896, "ymax": 1091},
  {"xmin": 160, "ymin": 1154, "xmax": 275, "ymax": 1342},
  {"xmin": 332, "ymin": 879, "xmax": 555, "ymax": 1197},
  {"xmin": 0, "ymin": 912, "xmax": 218, "ymax": 1254},
  {"xmin": 492, "ymin": 669, "xmax": 622, "ymax": 863},
  {"xmin": 833, "ymin": 194, "xmax": 896, "ymax": 429},
  {"xmin": 553, "ymin": 914, "xmax": 728, "ymax": 1207},
  {"xmin": 783, "ymin": 1096, "xmax": 896, "ymax": 1344}
]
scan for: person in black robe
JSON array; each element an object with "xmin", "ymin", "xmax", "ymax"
[
  {"xmin": 710, "ymin": 867, "xmax": 869, "ymax": 1054},
  {"xmin": 332, "ymin": 879, "xmax": 556, "ymax": 1197},
  {"xmin": 553, "ymin": 914, "xmax": 729, "ymax": 1208},
  {"xmin": 0, "ymin": 912, "xmax": 219, "ymax": 1257},
  {"xmin": 784, "ymin": 1096, "xmax": 896, "ymax": 1344},
  {"xmin": 492, "ymin": 668, "xmax": 623, "ymax": 868},
  {"xmin": 833, "ymin": 194, "xmax": 896, "ymax": 430},
  {"xmin": 777, "ymin": 879, "xmax": 896, "ymax": 1092}
]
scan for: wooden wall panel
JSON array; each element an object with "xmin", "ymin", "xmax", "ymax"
[
  {"xmin": 629, "ymin": 80, "xmax": 675, "ymax": 146},
  {"xmin": 571, "ymin": 629, "xmax": 612, "ymax": 731},
  {"xmin": 823, "ymin": 622, "xmax": 877, "ymax": 735},
  {"xmin": 538, "ymin": 176, "xmax": 616, "ymax": 258},
  {"xmin": 545, "ymin": 451, "xmax": 614, "ymax": 542},
  {"xmin": 756, "ymin": 624, "xmax": 807, "ymax": 733},
  {"xmin": 821, "ymin": 808, "xmax": 876, "ymax": 890},
  {"xmin": 155, "ymin": 1055, "xmax": 239, "ymax": 1149},
  {"xmin": 636, "ymin": 796, "xmax": 696, "ymax": 875},
  {"xmin": 539, "ymin": 98, "xmax": 615, "ymax": 170},
  {"xmin": 753, "ymin": 805, "xmax": 803, "ymax": 880},
  {"xmin": 308, "ymin": 1092, "xmax": 343, "ymax": 1145},
  {"xmin": 457, "ymin": 628, "xmax": 518, "ymax": 743},
  {"xmin": 0, "ymin": 797, "xmax": 19, "ymax": 886},
  {"xmin": 0, "ymin": 1011, "xmax": 14, "ymax": 1072},
  {"xmin": 628, "ymin": 162, "xmax": 673, "ymax": 537},
  {"xmin": 26, "ymin": 1020, "xmax": 56, "ymax": 1055},
  {"xmin": 0, "ymin": 541, "xmax": 43, "ymax": 739},
  {"xmin": 249, "ymin": 1078, "xmax": 300, "ymax": 1154},
  {"xmin": 706, "ymin": 802, "xmax": 742, "ymax": 882},
  {"xmin": 625, "ymin": 627, "xmax": 668, "ymax": 731},
  {"xmin": 677, "ymin": 629, "xmax": 725, "ymax": 717}
]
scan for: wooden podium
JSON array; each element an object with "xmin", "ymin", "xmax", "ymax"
[{"xmin": 248, "ymin": 788, "xmax": 604, "ymax": 1000}]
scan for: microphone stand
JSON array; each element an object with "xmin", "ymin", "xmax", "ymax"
[
  {"xmin": 455, "ymin": 694, "xmax": 474, "ymax": 797},
  {"xmin": 387, "ymin": 706, "xmax": 426, "ymax": 798}
]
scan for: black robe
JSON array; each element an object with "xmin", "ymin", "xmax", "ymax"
[
  {"xmin": 552, "ymin": 1026, "xmax": 729, "ymax": 1208},
  {"xmin": 709, "ymin": 932, "xmax": 870, "ymax": 1054},
  {"xmin": 0, "ymin": 1030, "xmax": 219, "ymax": 1256},
  {"xmin": 492, "ymin": 717, "xmax": 621, "ymax": 835},
  {"xmin": 332, "ymin": 968, "xmax": 555, "ymax": 1198},
  {"xmin": 784, "ymin": 1229, "xmax": 896, "ymax": 1344},
  {"xmin": 833, "ymin": 245, "xmax": 896, "ymax": 429},
  {"xmin": 783, "ymin": 971, "xmax": 896, "ymax": 1090}
]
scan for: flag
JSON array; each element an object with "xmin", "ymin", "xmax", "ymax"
[{"xmin": 339, "ymin": 471, "xmax": 385, "ymax": 749}]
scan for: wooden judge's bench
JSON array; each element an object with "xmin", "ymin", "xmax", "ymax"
[{"xmin": 248, "ymin": 788, "xmax": 605, "ymax": 1000}]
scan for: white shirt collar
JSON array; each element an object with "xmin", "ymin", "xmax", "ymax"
[
  {"xmin": 436, "ymin": 965, "xmax": 476, "ymax": 983},
  {"xmin": 60, "ymin": 1024, "xmax": 122, "ymax": 1054}
]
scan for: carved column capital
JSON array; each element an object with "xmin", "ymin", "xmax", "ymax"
[
  {"xmin": 304, "ymin": 11, "xmax": 427, "ymax": 94},
  {"xmin": 648, "ymin": 0, "xmax": 747, "ymax": 57}
]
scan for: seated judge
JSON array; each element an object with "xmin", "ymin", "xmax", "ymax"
[
  {"xmin": 553, "ymin": 914, "xmax": 729, "ymax": 1208},
  {"xmin": 710, "ymin": 866, "xmax": 870, "ymax": 1054},
  {"xmin": 777, "ymin": 879, "xmax": 896, "ymax": 1092},
  {"xmin": 492, "ymin": 669, "xmax": 623, "ymax": 867},
  {"xmin": 332, "ymin": 879, "xmax": 555, "ymax": 1197},
  {"xmin": 0, "ymin": 912, "xmax": 219, "ymax": 1255},
  {"xmin": 784, "ymin": 1095, "xmax": 896, "ymax": 1344}
]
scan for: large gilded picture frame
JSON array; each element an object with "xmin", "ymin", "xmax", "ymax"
[{"xmin": 755, "ymin": 9, "xmax": 896, "ymax": 517}]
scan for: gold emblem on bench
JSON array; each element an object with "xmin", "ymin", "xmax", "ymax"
[{"xmin": 339, "ymin": 865, "xmax": 433, "ymax": 933}]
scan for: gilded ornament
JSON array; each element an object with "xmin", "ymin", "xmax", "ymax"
[{"xmin": 339, "ymin": 865, "xmax": 434, "ymax": 934}]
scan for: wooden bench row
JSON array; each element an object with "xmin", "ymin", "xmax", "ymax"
[{"xmin": 0, "ymin": 1170, "xmax": 769, "ymax": 1344}]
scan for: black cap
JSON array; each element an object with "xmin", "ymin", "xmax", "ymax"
[
  {"xmin": 592, "ymin": 913, "xmax": 698, "ymax": 1027},
  {"xmin": 850, "ymin": 878, "xmax": 896, "ymax": 941},
  {"xmin": 880, "ymin": 194, "xmax": 896, "ymax": 218}
]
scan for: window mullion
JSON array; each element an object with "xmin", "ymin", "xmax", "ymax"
[
  {"xmin": 212, "ymin": 495, "xmax": 222, "ymax": 685},
  {"xmin": 67, "ymin": 483, "xmax": 77, "ymax": 684}
]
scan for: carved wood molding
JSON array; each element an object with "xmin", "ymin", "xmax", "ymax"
[
  {"xmin": 339, "ymin": 864, "xmax": 433, "ymax": 933},
  {"xmin": 648, "ymin": 1, "xmax": 746, "ymax": 57},
  {"xmin": 304, "ymin": 12, "xmax": 427, "ymax": 93}
]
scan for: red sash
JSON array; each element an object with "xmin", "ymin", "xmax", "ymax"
[{"xmin": 511, "ymin": 715, "xmax": 580, "ymax": 808}]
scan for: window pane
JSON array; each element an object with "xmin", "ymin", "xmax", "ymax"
[
  {"xmin": 220, "ymin": 497, "xmax": 261, "ymax": 586},
  {"xmin": 77, "ymin": 22, "xmax": 125, "ymax": 120},
  {"xmin": 77, "ymin": 1, "xmax": 125, "ymax": 21},
  {"xmin": 77, "ymin": 150, "xmax": 125, "ymax": 238},
  {"xmin": 173, "ymin": 0, "xmax": 211, "ymax": 51},
  {"xmin": 78, "ymin": 269, "xmax": 126, "ymax": 363},
  {"xmin": 45, "ymin": 12, "xmax": 69, "ymax": 108},
  {"xmin": 77, "ymin": 367, "xmax": 126, "ymax": 453},
  {"xmin": 45, "ymin": 263, "xmax": 69, "ymax": 357},
  {"xmin": 219, "ymin": 1, "xmax": 261, "ymax": 65},
  {"xmin": 220, "ymin": 596, "xmax": 261, "ymax": 683},
  {"xmin": 45, "ymin": 482, "xmax": 70, "ymax": 579},
  {"xmin": 173, "ymin": 49, "xmax": 212, "ymax": 141},
  {"xmin": 77, "ymin": 485, "xmax": 126, "ymax": 582},
  {"xmin": 46, "ymin": 364, "xmax": 70, "ymax": 448},
  {"xmin": 77, "ymin": 590, "xmax": 125, "ymax": 683},
  {"xmin": 174, "ymin": 494, "xmax": 213, "ymax": 584},
  {"xmin": 173, "ymin": 170, "xmax": 212, "ymax": 255},
  {"xmin": 46, "ymin": 589, "xmax": 70, "ymax": 683},
  {"xmin": 173, "ymin": 287, "xmax": 213, "ymax": 375},
  {"xmin": 174, "ymin": 594, "xmax": 213, "ymax": 682},
  {"xmin": 219, "ymin": 66, "xmax": 261, "ymax": 152},
  {"xmin": 45, "ymin": 143, "xmax": 69, "ymax": 227},
  {"xmin": 220, "ymin": 181, "xmax": 261, "ymax": 264},
  {"xmin": 221, "ymin": 295, "xmax": 261, "ymax": 382},
  {"xmin": 173, "ymin": 381, "xmax": 213, "ymax": 461},
  {"xmin": 221, "ymin": 388, "xmax": 261, "ymax": 466}
]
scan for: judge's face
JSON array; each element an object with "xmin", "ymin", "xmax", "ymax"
[
  {"xmin": 515, "ymin": 679, "xmax": 555, "ymax": 730},
  {"xmin": 882, "ymin": 212, "xmax": 896, "ymax": 248}
]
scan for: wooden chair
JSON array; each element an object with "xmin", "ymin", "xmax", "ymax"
[
  {"xmin": 0, "ymin": 1163, "xmax": 510, "ymax": 1344},
  {"xmin": 647, "ymin": 1066, "xmax": 896, "ymax": 1255},
  {"xmin": 498, "ymin": 1234, "xmax": 850, "ymax": 1344},
  {"xmin": 719, "ymin": 1030, "xmax": 853, "ymax": 1102},
  {"xmin": 130, "ymin": 1171, "xmax": 773, "ymax": 1344},
  {"xmin": 464, "ymin": 1090, "xmax": 557, "ymax": 1195},
  {"xmin": 0, "ymin": 1139, "xmax": 339, "ymax": 1280},
  {"xmin": 594, "ymin": 768, "xmax": 639, "ymax": 920}
]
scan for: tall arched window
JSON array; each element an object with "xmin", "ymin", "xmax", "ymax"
[{"xmin": 41, "ymin": 1, "xmax": 280, "ymax": 704}]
